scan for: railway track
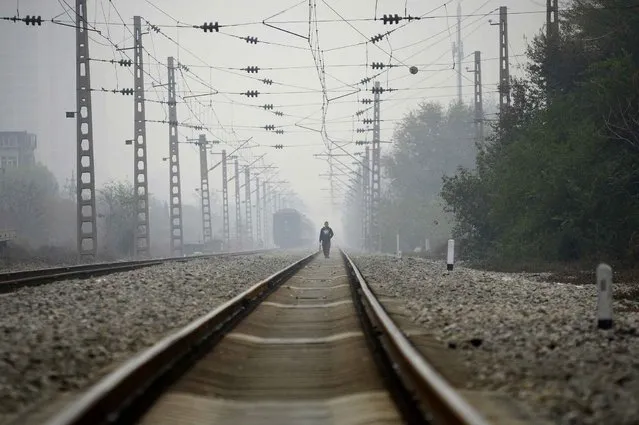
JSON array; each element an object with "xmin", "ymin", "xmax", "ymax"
[
  {"xmin": 33, "ymin": 250, "xmax": 490, "ymax": 425},
  {"xmin": 0, "ymin": 249, "xmax": 276, "ymax": 294}
]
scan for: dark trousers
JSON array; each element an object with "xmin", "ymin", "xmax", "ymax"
[{"xmin": 322, "ymin": 240, "xmax": 331, "ymax": 257}]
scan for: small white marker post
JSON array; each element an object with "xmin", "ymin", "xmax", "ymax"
[
  {"xmin": 425, "ymin": 238, "xmax": 430, "ymax": 252},
  {"xmin": 447, "ymin": 239, "xmax": 455, "ymax": 271},
  {"xmin": 396, "ymin": 234, "xmax": 401, "ymax": 258},
  {"xmin": 596, "ymin": 263, "xmax": 613, "ymax": 329}
]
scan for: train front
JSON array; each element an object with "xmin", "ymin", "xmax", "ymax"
[{"xmin": 272, "ymin": 209, "xmax": 302, "ymax": 248}]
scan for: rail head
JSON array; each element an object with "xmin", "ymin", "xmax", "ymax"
[
  {"xmin": 341, "ymin": 250, "xmax": 492, "ymax": 425},
  {"xmin": 40, "ymin": 251, "xmax": 318, "ymax": 425}
]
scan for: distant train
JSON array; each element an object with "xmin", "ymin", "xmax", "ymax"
[{"xmin": 273, "ymin": 208, "xmax": 315, "ymax": 249}]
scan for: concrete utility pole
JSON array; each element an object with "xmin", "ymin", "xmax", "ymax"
[
  {"xmin": 498, "ymin": 7, "xmax": 510, "ymax": 112},
  {"xmin": 454, "ymin": 2, "xmax": 463, "ymax": 103},
  {"xmin": 167, "ymin": 57, "xmax": 183, "ymax": 256},
  {"xmin": 255, "ymin": 176, "xmax": 261, "ymax": 246},
  {"xmin": 546, "ymin": 0, "xmax": 559, "ymax": 98},
  {"xmin": 546, "ymin": 0, "xmax": 559, "ymax": 42},
  {"xmin": 244, "ymin": 167, "xmax": 252, "ymax": 249},
  {"xmin": 472, "ymin": 51, "xmax": 484, "ymax": 142},
  {"xmin": 198, "ymin": 134, "xmax": 212, "ymax": 244},
  {"xmin": 362, "ymin": 146, "xmax": 371, "ymax": 251},
  {"xmin": 371, "ymin": 81, "xmax": 382, "ymax": 252},
  {"xmin": 133, "ymin": 16, "xmax": 150, "ymax": 258},
  {"xmin": 75, "ymin": 0, "xmax": 98, "ymax": 258},
  {"xmin": 221, "ymin": 150, "xmax": 230, "ymax": 250},
  {"xmin": 234, "ymin": 158, "xmax": 242, "ymax": 249}
]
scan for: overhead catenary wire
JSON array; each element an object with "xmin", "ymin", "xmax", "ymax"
[{"xmin": 5, "ymin": 0, "xmax": 544, "ymax": 205}]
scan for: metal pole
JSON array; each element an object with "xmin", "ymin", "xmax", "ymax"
[
  {"xmin": 167, "ymin": 56, "xmax": 183, "ymax": 256},
  {"xmin": 499, "ymin": 6, "xmax": 510, "ymax": 113},
  {"xmin": 76, "ymin": 0, "xmax": 97, "ymax": 258},
  {"xmin": 371, "ymin": 81, "xmax": 381, "ymax": 252},
  {"xmin": 199, "ymin": 135, "xmax": 212, "ymax": 244},
  {"xmin": 255, "ymin": 177, "xmax": 261, "ymax": 247},
  {"xmin": 363, "ymin": 147, "xmax": 371, "ymax": 251},
  {"xmin": 474, "ymin": 51, "xmax": 484, "ymax": 143},
  {"xmin": 244, "ymin": 167, "xmax": 252, "ymax": 248},
  {"xmin": 133, "ymin": 16, "xmax": 150, "ymax": 258},
  {"xmin": 221, "ymin": 150, "xmax": 230, "ymax": 250},
  {"xmin": 456, "ymin": 2, "xmax": 463, "ymax": 103},
  {"xmin": 234, "ymin": 158, "xmax": 242, "ymax": 249},
  {"xmin": 263, "ymin": 181, "xmax": 269, "ymax": 247}
]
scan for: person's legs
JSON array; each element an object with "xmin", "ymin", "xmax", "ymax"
[{"xmin": 323, "ymin": 241, "xmax": 331, "ymax": 258}]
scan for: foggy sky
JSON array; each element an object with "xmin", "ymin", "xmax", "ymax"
[{"xmin": 0, "ymin": 0, "xmax": 545, "ymax": 239}]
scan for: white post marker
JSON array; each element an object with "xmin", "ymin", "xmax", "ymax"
[
  {"xmin": 396, "ymin": 234, "xmax": 401, "ymax": 258},
  {"xmin": 596, "ymin": 263, "xmax": 613, "ymax": 329},
  {"xmin": 425, "ymin": 238, "xmax": 430, "ymax": 252},
  {"xmin": 447, "ymin": 239, "xmax": 455, "ymax": 271}
]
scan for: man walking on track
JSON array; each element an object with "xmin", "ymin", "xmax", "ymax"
[{"xmin": 319, "ymin": 221, "xmax": 334, "ymax": 259}]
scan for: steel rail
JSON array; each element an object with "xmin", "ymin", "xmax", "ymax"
[
  {"xmin": 40, "ymin": 251, "xmax": 318, "ymax": 425},
  {"xmin": 341, "ymin": 249, "xmax": 492, "ymax": 425},
  {"xmin": 0, "ymin": 248, "xmax": 278, "ymax": 293}
]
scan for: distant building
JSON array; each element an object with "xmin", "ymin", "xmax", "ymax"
[{"xmin": 0, "ymin": 131, "xmax": 37, "ymax": 168}]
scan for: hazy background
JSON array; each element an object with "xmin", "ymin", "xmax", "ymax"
[{"xmin": 0, "ymin": 0, "xmax": 546, "ymax": 242}]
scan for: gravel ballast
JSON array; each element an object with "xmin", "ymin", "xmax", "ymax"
[
  {"xmin": 354, "ymin": 255, "xmax": 639, "ymax": 425},
  {"xmin": 0, "ymin": 251, "xmax": 310, "ymax": 420}
]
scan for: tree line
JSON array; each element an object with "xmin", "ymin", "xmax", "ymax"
[
  {"xmin": 0, "ymin": 166, "xmax": 220, "ymax": 261},
  {"xmin": 345, "ymin": 0, "xmax": 639, "ymax": 266}
]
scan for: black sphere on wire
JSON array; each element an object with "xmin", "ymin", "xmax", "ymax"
[{"xmin": 409, "ymin": 66, "xmax": 418, "ymax": 75}]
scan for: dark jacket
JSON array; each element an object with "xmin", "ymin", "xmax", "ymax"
[{"xmin": 319, "ymin": 226, "xmax": 334, "ymax": 243}]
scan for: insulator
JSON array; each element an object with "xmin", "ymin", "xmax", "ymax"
[
  {"xmin": 274, "ymin": 111, "xmax": 284, "ymax": 116},
  {"xmin": 370, "ymin": 34, "xmax": 385, "ymax": 44},
  {"xmin": 371, "ymin": 62, "xmax": 384, "ymax": 70},
  {"xmin": 24, "ymin": 15, "xmax": 42, "ymax": 26},
  {"xmin": 263, "ymin": 104, "xmax": 274, "ymax": 110},
  {"xmin": 361, "ymin": 99, "xmax": 373, "ymax": 104},
  {"xmin": 245, "ymin": 90, "xmax": 259, "ymax": 97},
  {"xmin": 244, "ymin": 36, "xmax": 258, "ymax": 44},
  {"xmin": 275, "ymin": 129, "xmax": 284, "ymax": 134},
  {"xmin": 245, "ymin": 66, "xmax": 259, "ymax": 73},
  {"xmin": 360, "ymin": 77, "xmax": 372, "ymax": 85},
  {"xmin": 262, "ymin": 79, "xmax": 273, "ymax": 85},
  {"xmin": 381, "ymin": 14, "xmax": 401, "ymax": 25},
  {"xmin": 372, "ymin": 86, "xmax": 392, "ymax": 94},
  {"xmin": 265, "ymin": 125, "xmax": 275, "ymax": 131},
  {"xmin": 202, "ymin": 22, "xmax": 219, "ymax": 32},
  {"xmin": 363, "ymin": 118, "xmax": 373, "ymax": 124}
]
